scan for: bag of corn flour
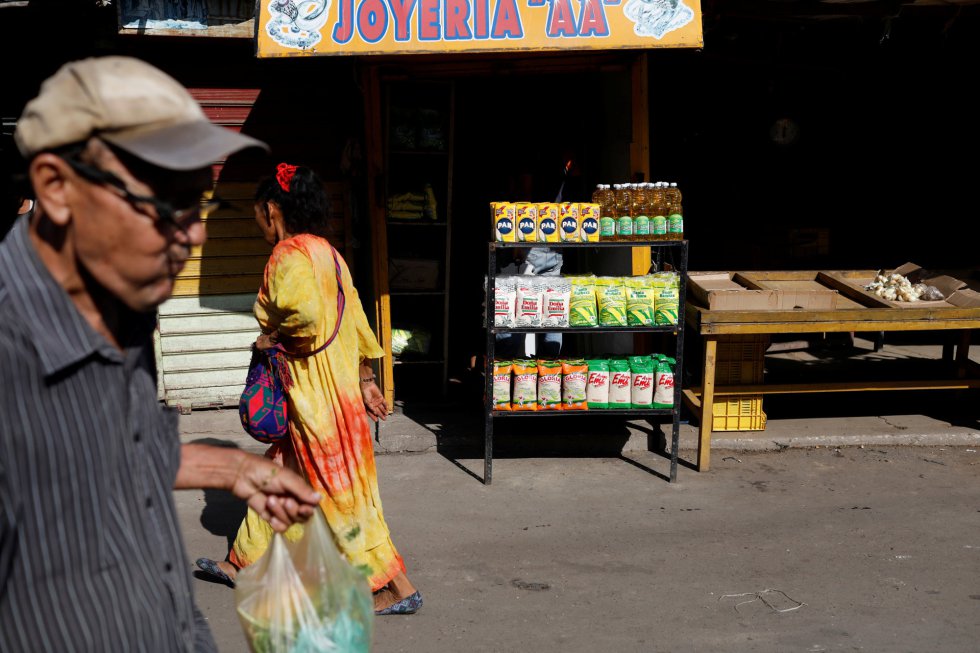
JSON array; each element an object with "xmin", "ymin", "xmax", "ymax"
[
  {"xmin": 561, "ymin": 360, "xmax": 588, "ymax": 411},
  {"xmin": 493, "ymin": 276, "xmax": 516, "ymax": 328},
  {"xmin": 492, "ymin": 360, "xmax": 512, "ymax": 411},
  {"xmin": 537, "ymin": 360, "xmax": 563, "ymax": 411},
  {"xmin": 511, "ymin": 360, "xmax": 538, "ymax": 411},
  {"xmin": 653, "ymin": 356, "xmax": 676, "ymax": 408},
  {"xmin": 629, "ymin": 355, "xmax": 654, "ymax": 409},
  {"xmin": 608, "ymin": 359, "xmax": 632, "ymax": 408},
  {"xmin": 585, "ymin": 359, "xmax": 609, "ymax": 409}
]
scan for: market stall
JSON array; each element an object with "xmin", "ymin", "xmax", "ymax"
[
  {"xmin": 683, "ymin": 268, "xmax": 980, "ymax": 471},
  {"xmin": 252, "ymin": 0, "xmax": 703, "ymax": 406}
]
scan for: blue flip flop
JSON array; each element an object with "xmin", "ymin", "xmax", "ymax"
[
  {"xmin": 375, "ymin": 591, "xmax": 423, "ymax": 615},
  {"xmin": 195, "ymin": 558, "xmax": 235, "ymax": 587}
]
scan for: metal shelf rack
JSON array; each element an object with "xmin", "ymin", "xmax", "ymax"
[{"xmin": 483, "ymin": 239, "xmax": 689, "ymax": 484}]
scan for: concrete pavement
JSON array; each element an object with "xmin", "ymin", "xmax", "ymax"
[
  {"xmin": 176, "ymin": 336, "xmax": 980, "ymax": 651},
  {"xmin": 178, "ymin": 425, "xmax": 980, "ymax": 652}
]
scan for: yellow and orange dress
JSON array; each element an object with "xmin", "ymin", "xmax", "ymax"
[{"xmin": 228, "ymin": 234, "xmax": 405, "ymax": 591}]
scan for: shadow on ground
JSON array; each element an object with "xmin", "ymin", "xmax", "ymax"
[
  {"xmin": 390, "ymin": 332, "xmax": 979, "ymax": 483},
  {"xmin": 395, "ymin": 400, "xmax": 682, "ymax": 483},
  {"xmin": 188, "ymin": 437, "xmax": 248, "ymax": 551}
]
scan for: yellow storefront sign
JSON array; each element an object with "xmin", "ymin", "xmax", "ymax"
[{"xmin": 256, "ymin": 0, "xmax": 702, "ymax": 57}]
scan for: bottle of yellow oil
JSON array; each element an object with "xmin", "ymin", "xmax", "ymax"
[
  {"xmin": 666, "ymin": 182, "xmax": 683, "ymax": 241},
  {"xmin": 594, "ymin": 184, "xmax": 616, "ymax": 240},
  {"xmin": 614, "ymin": 184, "xmax": 633, "ymax": 241},
  {"xmin": 631, "ymin": 183, "xmax": 650, "ymax": 241},
  {"xmin": 650, "ymin": 182, "xmax": 668, "ymax": 241}
]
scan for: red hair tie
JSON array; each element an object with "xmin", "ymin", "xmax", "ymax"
[{"xmin": 276, "ymin": 163, "xmax": 299, "ymax": 192}]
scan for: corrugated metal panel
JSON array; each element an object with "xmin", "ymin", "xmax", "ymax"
[{"xmin": 157, "ymin": 293, "xmax": 258, "ymax": 409}]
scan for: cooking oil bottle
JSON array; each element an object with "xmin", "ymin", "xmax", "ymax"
[
  {"xmin": 649, "ymin": 182, "xmax": 667, "ymax": 241},
  {"xmin": 666, "ymin": 182, "xmax": 683, "ymax": 240},
  {"xmin": 631, "ymin": 183, "xmax": 650, "ymax": 241},
  {"xmin": 614, "ymin": 183, "xmax": 633, "ymax": 241},
  {"xmin": 593, "ymin": 184, "xmax": 616, "ymax": 240}
]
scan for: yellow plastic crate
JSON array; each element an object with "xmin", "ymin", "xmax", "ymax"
[
  {"xmin": 716, "ymin": 336, "xmax": 768, "ymax": 385},
  {"xmin": 712, "ymin": 395, "xmax": 767, "ymax": 431},
  {"xmin": 715, "ymin": 359, "xmax": 764, "ymax": 385}
]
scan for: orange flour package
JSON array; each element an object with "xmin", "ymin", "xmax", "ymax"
[
  {"xmin": 537, "ymin": 360, "xmax": 563, "ymax": 411},
  {"xmin": 511, "ymin": 360, "xmax": 538, "ymax": 411},
  {"xmin": 492, "ymin": 360, "xmax": 513, "ymax": 411},
  {"xmin": 561, "ymin": 360, "xmax": 589, "ymax": 410}
]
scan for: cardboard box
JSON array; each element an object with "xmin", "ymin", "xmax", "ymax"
[
  {"xmin": 688, "ymin": 272, "xmax": 839, "ymax": 311},
  {"xmin": 688, "ymin": 272, "xmax": 778, "ymax": 310},
  {"xmin": 884, "ymin": 263, "xmax": 980, "ymax": 309}
]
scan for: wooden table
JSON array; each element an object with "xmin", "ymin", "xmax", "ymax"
[{"xmin": 683, "ymin": 270, "xmax": 980, "ymax": 472}]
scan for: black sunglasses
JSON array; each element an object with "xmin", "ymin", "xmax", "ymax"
[{"xmin": 63, "ymin": 156, "xmax": 219, "ymax": 231}]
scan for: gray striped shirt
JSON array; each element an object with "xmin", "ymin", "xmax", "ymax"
[{"xmin": 0, "ymin": 218, "xmax": 217, "ymax": 652}]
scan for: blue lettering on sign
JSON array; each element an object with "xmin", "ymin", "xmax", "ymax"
[
  {"xmin": 561, "ymin": 218, "xmax": 578, "ymax": 233},
  {"xmin": 581, "ymin": 218, "xmax": 599, "ymax": 234},
  {"xmin": 540, "ymin": 219, "xmax": 557, "ymax": 235},
  {"xmin": 497, "ymin": 219, "xmax": 514, "ymax": 234},
  {"xmin": 519, "ymin": 218, "xmax": 536, "ymax": 235}
]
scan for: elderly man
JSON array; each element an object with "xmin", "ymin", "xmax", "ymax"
[{"xmin": 0, "ymin": 57, "xmax": 322, "ymax": 652}]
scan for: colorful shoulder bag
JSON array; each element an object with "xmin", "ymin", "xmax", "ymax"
[{"xmin": 239, "ymin": 246, "xmax": 347, "ymax": 443}]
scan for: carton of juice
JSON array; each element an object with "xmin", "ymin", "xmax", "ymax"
[
  {"xmin": 536, "ymin": 203, "xmax": 560, "ymax": 242},
  {"xmin": 515, "ymin": 202, "xmax": 538, "ymax": 243},
  {"xmin": 559, "ymin": 202, "xmax": 580, "ymax": 242},
  {"xmin": 579, "ymin": 203, "xmax": 600, "ymax": 242},
  {"xmin": 492, "ymin": 202, "xmax": 516, "ymax": 242}
]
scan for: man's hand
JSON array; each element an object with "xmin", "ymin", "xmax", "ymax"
[
  {"xmin": 176, "ymin": 444, "xmax": 321, "ymax": 532},
  {"xmin": 231, "ymin": 455, "xmax": 321, "ymax": 532}
]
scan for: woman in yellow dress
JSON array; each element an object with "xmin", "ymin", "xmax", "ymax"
[{"xmin": 196, "ymin": 164, "xmax": 421, "ymax": 615}]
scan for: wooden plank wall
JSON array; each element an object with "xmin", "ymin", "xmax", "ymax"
[{"xmin": 158, "ymin": 293, "xmax": 259, "ymax": 407}]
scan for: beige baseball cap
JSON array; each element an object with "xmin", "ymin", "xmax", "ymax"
[{"xmin": 15, "ymin": 56, "xmax": 267, "ymax": 170}]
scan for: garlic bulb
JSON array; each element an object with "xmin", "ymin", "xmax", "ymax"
[{"xmin": 866, "ymin": 272, "xmax": 931, "ymax": 302}]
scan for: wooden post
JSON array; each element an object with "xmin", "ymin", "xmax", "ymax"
[
  {"xmin": 956, "ymin": 330, "xmax": 971, "ymax": 379},
  {"xmin": 363, "ymin": 64, "xmax": 395, "ymax": 409},
  {"xmin": 630, "ymin": 52, "xmax": 651, "ymax": 277},
  {"xmin": 697, "ymin": 337, "xmax": 718, "ymax": 472}
]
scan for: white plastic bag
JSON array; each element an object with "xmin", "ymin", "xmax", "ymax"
[
  {"xmin": 493, "ymin": 276, "xmax": 517, "ymax": 328},
  {"xmin": 235, "ymin": 512, "xmax": 374, "ymax": 653},
  {"xmin": 515, "ymin": 276, "xmax": 545, "ymax": 327},
  {"xmin": 540, "ymin": 277, "xmax": 571, "ymax": 328}
]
